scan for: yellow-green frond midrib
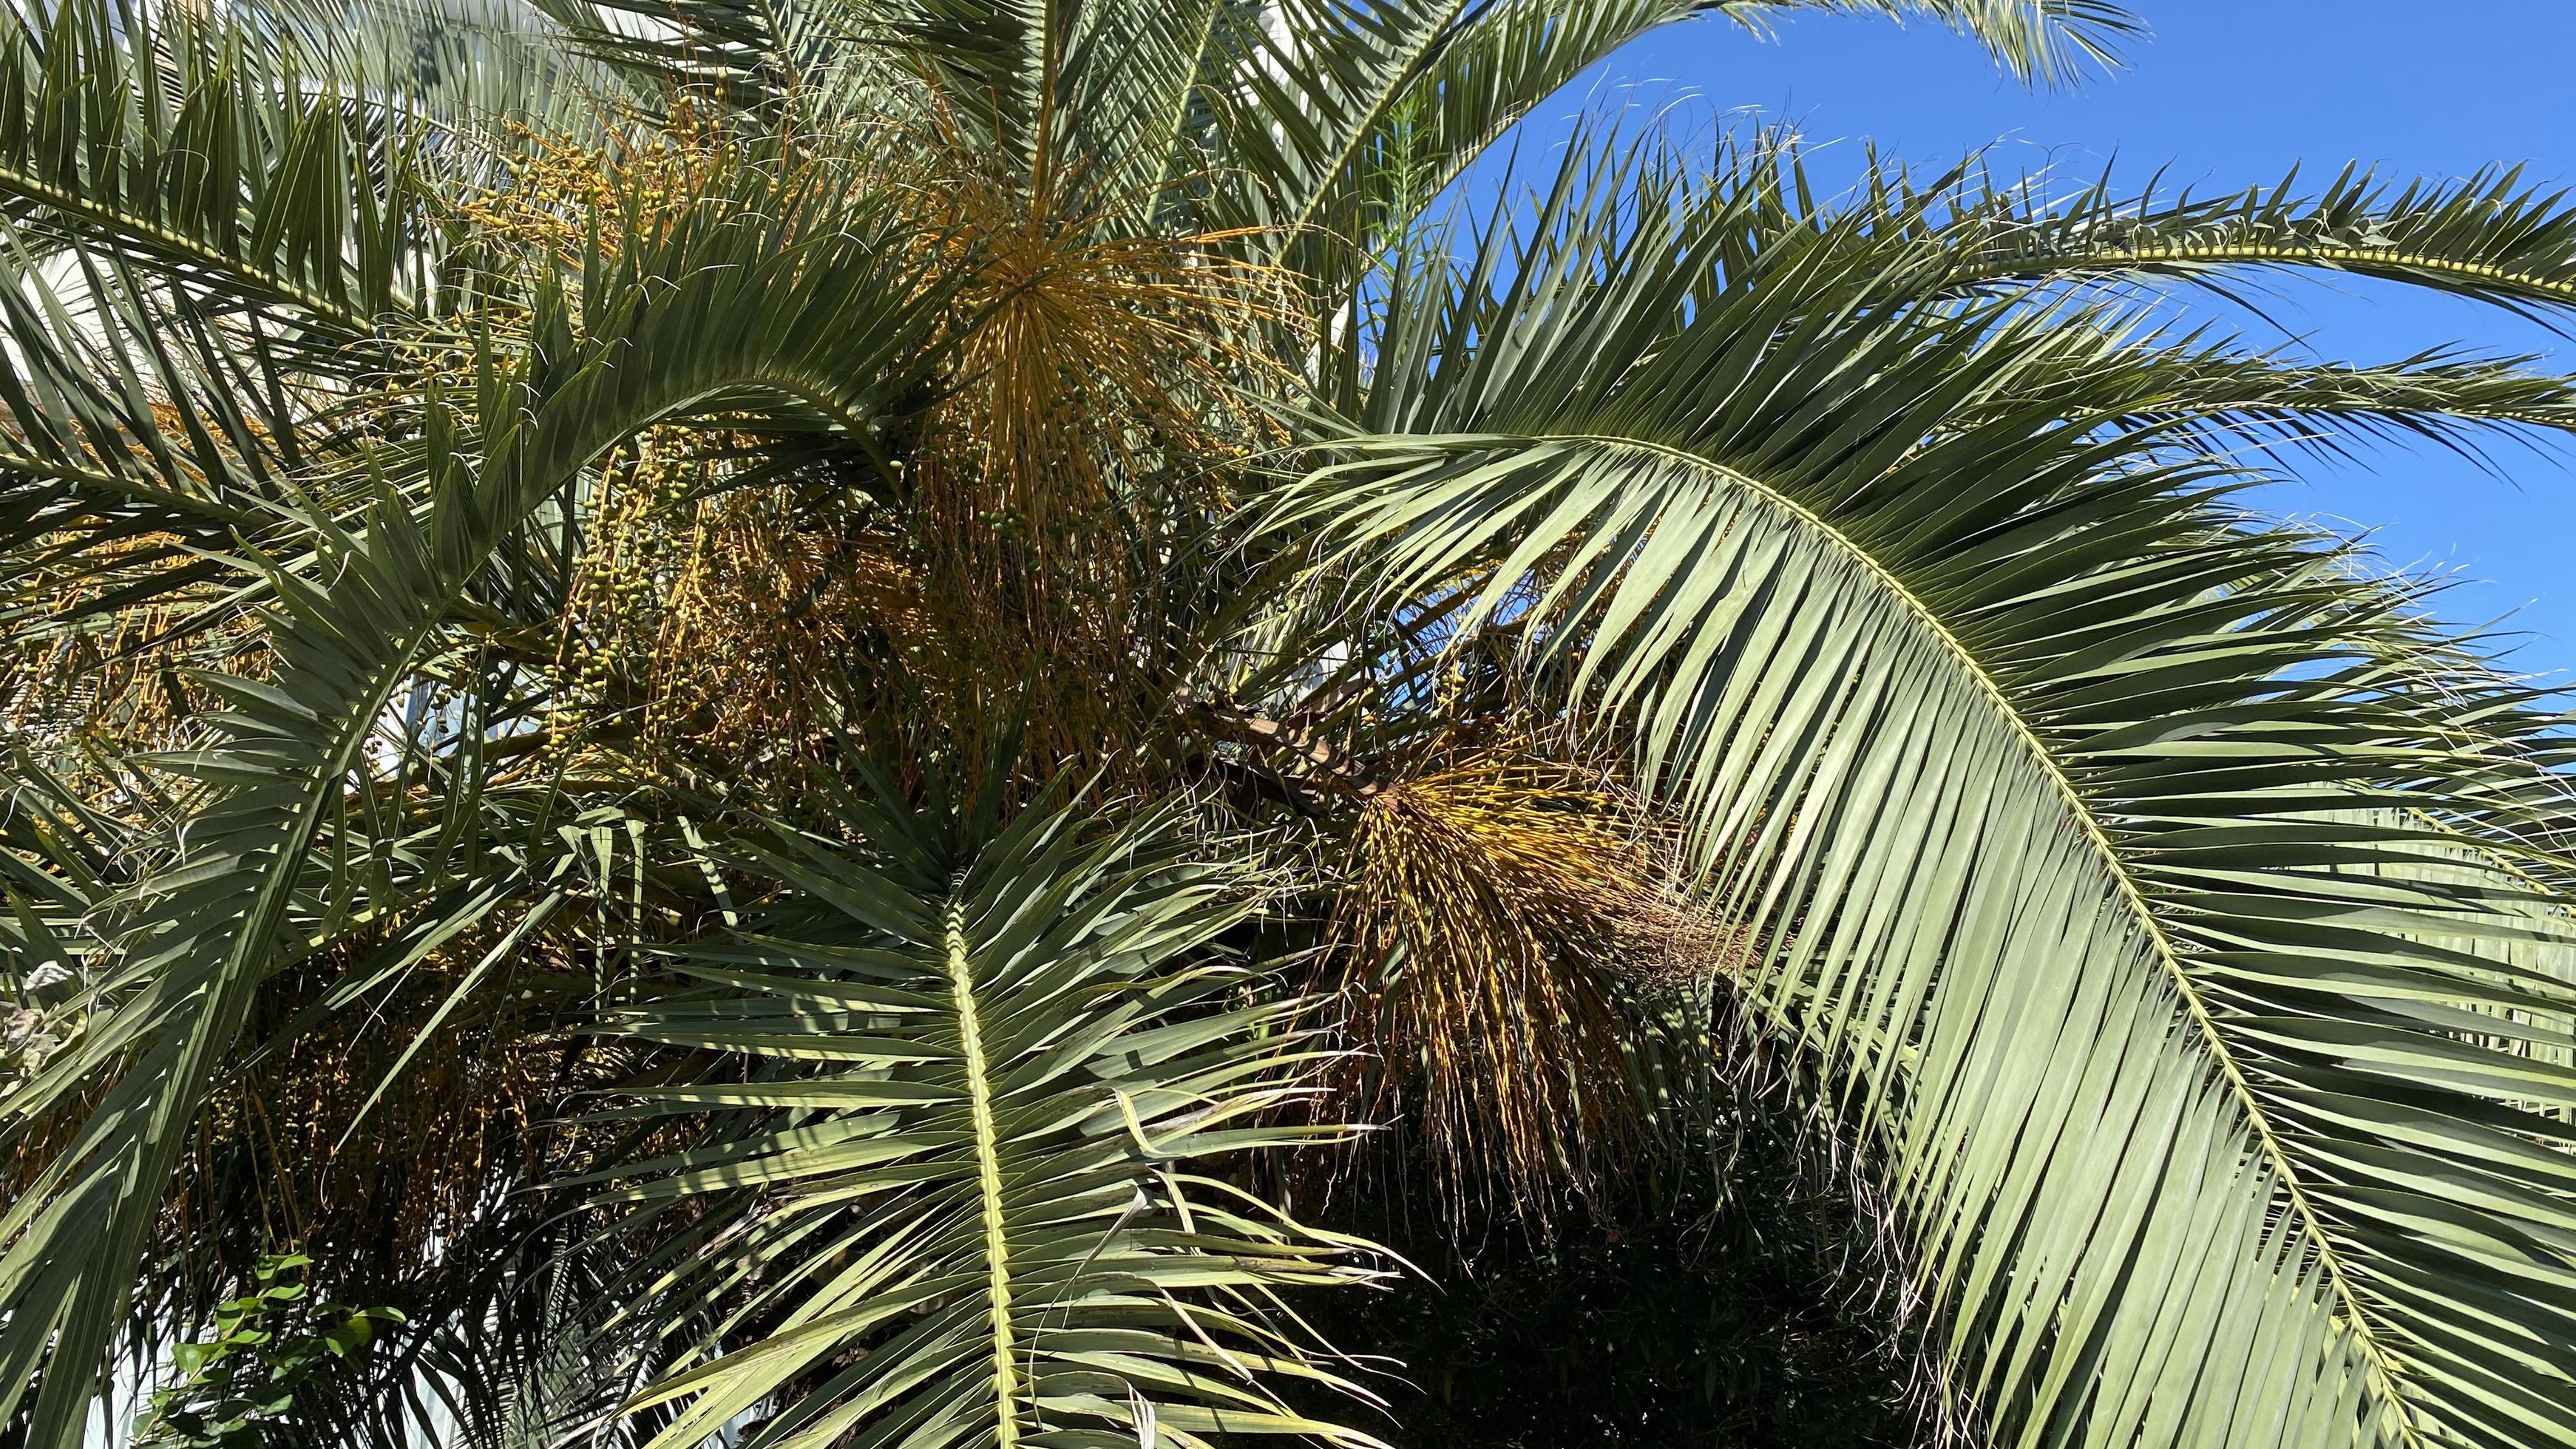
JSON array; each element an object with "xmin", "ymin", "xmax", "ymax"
[{"xmin": 943, "ymin": 895, "xmax": 1023, "ymax": 1449}]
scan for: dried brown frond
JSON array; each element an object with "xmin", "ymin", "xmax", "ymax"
[{"xmin": 1327, "ymin": 739, "xmax": 1745, "ymax": 1222}]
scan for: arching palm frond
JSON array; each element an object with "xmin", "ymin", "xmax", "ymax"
[
  {"xmin": 1203, "ymin": 0, "xmax": 2135, "ymax": 289},
  {"xmin": 1840, "ymin": 155, "xmax": 2576, "ymax": 322},
  {"xmin": 243, "ymin": 0, "xmax": 624, "ymax": 134},
  {"xmin": 376, "ymin": 0, "xmax": 2139, "ymax": 256},
  {"xmin": 0, "ymin": 0, "xmax": 443, "ymax": 615},
  {"xmin": 1283, "ymin": 144, "xmax": 2576, "ymax": 1448},
  {"xmin": 0, "ymin": 143, "xmax": 944, "ymax": 1442}
]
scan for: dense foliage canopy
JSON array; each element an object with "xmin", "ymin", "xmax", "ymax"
[{"xmin": 6, "ymin": 1, "xmax": 2576, "ymax": 1445}]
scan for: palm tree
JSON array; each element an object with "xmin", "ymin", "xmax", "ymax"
[{"xmin": 6, "ymin": 1, "xmax": 2576, "ymax": 1445}]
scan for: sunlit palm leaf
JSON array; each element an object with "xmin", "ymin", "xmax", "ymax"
[
  {"xmin": 586, "ymin": 792, "xmax": 1383, "ymax": 1449},
  {"xmin": 1253, "ymin": 0, "xmax": 2140, "ymax": 299},
  {"xmin": 0, "ymin": 0, "xmax": 436, "ymax": 341},
  {"xmin": 1284, "ymin": 144, "xmax": 2576, "ymax": 1447},
  {"xmin": 11, "ymin": 1, "xmax": 2576, "ymax": 1444},
  {"xmin": 0, "ymin": 157, "xmax": 941, "ymax": 1443},
  {"xmin": 1869, "ymin": 157, "xmax": 2576, "ymax": 321}
]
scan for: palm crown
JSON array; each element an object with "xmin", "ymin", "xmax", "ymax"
[{"xmin": 5, "ymin": 1, "xmax": 2576, "ymax": 1446}]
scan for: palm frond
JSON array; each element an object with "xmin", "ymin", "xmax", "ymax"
[
  {"xmin": 1209, "ymin": 0, "xmax": 2134, "ymax": 295},
  {"xmin": 1757, "ymin": 0, "xmax": 2138, "ymax": 84},
  {"xmin": 1919, "ymin": 160, "xmax": 2576, "ymax": 325},
  {"xmin": 10, "ymin": 4, "xmax": 2576, "ymax": 1444},
  {"xmin": 1999, "ymin": 342, "xmax": 2576, "ymax": 468},
  {"xmin": 583, "ymin": 789, "xmax": 1386, "ymax": 1449},
  {"xmin": 509, "ymin": 0, "xmax": 859, "ymax": 118},
  {"xmin": 1281, "ymin": 140, "xmax": 2576, "ymax": 1446},
  {"xmin": 0, "ymin": 160, "xmax": 942, "ymax": 1443},
  {"xmin": 0, "ymin": 0, "xmax": 437, "ymax": 342}
]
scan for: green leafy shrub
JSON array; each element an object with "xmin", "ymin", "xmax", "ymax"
[{"xmin": 132, "ymin": 1257, "xmax": 403, "ymax": 1449}]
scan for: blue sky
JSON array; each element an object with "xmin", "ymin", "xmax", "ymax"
[{"xmin": 1557, "ymin": 1, "xmax": 2576, "ymax": 674}]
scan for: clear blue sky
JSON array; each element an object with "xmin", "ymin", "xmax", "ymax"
[{"xmin": 1556, "ymin": 1, "xmax": 2576, "ymax": 675}]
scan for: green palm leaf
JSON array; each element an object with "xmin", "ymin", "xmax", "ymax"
[
  {"xmin": 1208, "ymin": 0, "xmax": 2134, "ymax": 277},
  {"xmin": 0, "ymin": 0, "xmax": 435, "ymax": 342},
  {"xmin": 1283, "ymin": 146, "xmax": 2576, "ymax": 1446},
  {"xmin": 0, "ymin": 158, "xmax": 943, "ymax": 1444},
  {"xmin": 1250, "ymin": 0, "xmax": 2139, "ymax": 299},
  {"xmin": 1871, "ymin": 157, "xmax": 2576, "ymax": 319},
  {"xmin": 8, "ymin": 2, "xmax": 2576, "ymax": 1443},
  {"xmin": 585, "ymin": 790, "xmax": 1383, "ymax": 1449},
  {"xmin": 495, "ymin": 0, "xmax": 2138, "ymax": 253}
]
